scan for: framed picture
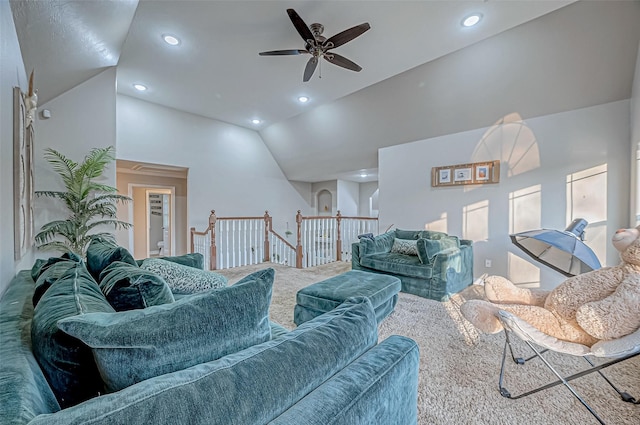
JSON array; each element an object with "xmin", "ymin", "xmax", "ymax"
[
  {"xmin": 438, "ymin": 168, "xmax": 451, "ymax": 184},
  {"xmin": 475, "ymin": 165, "xmax": 489, "ymax": 181},
  {"xmin": 431, "ymin": 160, "xmax": 500, "ymax": 187},
  {"xmin": 454, "ymin": 167, "xmax": 472, "ymax": 182}
]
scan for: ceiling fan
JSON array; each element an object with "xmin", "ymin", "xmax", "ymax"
[{"xmin": 259, "ymin": 8, "xmax": 370, "ymax": 82}]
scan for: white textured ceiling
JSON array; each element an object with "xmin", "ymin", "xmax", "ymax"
[
  {"xmin": 115, "ymin": 0, "xmax": 573, "ymax": 130},
  {"xmin": 10, "ymin": 1, "xmax": 640, "ymax": 182}
]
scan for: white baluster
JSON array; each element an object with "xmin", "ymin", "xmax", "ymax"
[{"xmin": 225, "ymin": 221, "xmax": 229, "ymax": 269}]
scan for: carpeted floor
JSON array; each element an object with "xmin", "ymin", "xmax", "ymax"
[{"xmin": 218, "ymin": 262, "xmax": 640, "ymax": 425}]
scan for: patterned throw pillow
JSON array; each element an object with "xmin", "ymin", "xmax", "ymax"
[
  {"xmin": 390, "ymin": 238, "xmax": 419, "ymax": 256},
  {"xmin": 140, "ymin": 258, "xmax": 227, "ymax": 294}
]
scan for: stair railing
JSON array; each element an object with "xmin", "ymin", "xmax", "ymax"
[
  {"xmin": 294, "ymin": 210, "xmax": 379, "ymax": 268},
  {"xmin": 190, "ymin": 210, "xmax": 295, "ymax": 270},
  {"xmin": 191, "ymin": 210, "xmax": 378, "ymax": 270}
]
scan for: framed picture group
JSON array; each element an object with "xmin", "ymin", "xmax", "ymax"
[{"xmin": 431, "ymin": 160, "xmax": 500, "ymax": 187}]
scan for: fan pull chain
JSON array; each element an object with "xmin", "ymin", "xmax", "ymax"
[{"xmin": 319, "ymin": 58, "xmax": 322, "ymax": 79}]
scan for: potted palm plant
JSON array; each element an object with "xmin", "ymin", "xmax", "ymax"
[{"xmin": 35, "ymin": 146, "xmax": 132, "ymax": 256}]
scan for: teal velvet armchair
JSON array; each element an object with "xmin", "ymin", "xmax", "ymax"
[{"xmin": 352, "ymin": 229, "xmax": 474, "ymax": 301}]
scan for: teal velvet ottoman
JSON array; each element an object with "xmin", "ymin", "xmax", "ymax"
[{"xmin": 294, "ymin": 270, "xmax": 401, "ymax": 326}]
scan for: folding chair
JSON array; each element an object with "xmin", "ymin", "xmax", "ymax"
[{"xmin": 496, "ymin": 310, "xmax": 640, "ymax": 425}]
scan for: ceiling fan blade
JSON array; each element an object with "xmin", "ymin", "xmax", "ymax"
[
  {"xmin": 324, "ymin": 23, "xmax": 370, "ymax": 50},
  {"xmin": 259, "ymin": 49, "xmax": 308, "ymax": 56},
  {"xmin": 287, "ymin": 8, "xmax": 315, "ymax": 44},
  {"xmin": 303, "ymin": 57, "xmax": 318, "ymax": 82},
  {"xmin": 324, "ymin": 53, "xmax": 362, "ymax": 72}
]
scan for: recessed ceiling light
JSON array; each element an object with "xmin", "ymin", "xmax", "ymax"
[
  {"xmin": 133, "ymin": 84, "xmax": 147, "ymax": 91},
  {"xmin": 360, "ymin": 172, "xmax": 368, "ymax": 178},
  {"xmin": 162, "ymin": 34, "xmax": 181, "ymax": 46},
  {"xmin": 462, "ymin": 14, "xmax": 482, "ymax": 27},
  {"xmin": 298, "ymin": 96, "xmax": 309, "ymax": 103},
  {"xmin": 251, "ymin": 119, "xmax": 262, "ymax": 125}
]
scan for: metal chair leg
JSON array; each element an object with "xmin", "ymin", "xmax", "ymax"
[
  {"xmin": 582, "ymin": 356, "xmax": 639, "ymax": 404},
  {"xmin": 496, "ymin": 330, "xmax": 640, "ymax": 425}
]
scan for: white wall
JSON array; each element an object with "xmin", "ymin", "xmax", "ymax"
[
  {"xmin": 310, "ymin": 181, "xmax": 337, "ymax": 215},
  {"xmin": 337, "ymin": 180, "xmax": 359, "ymax": 216},
  {"xmin": 379, "ymin": 100, "xmax": 631, "ymax": 290},
  {"xmin": 116, "ymin": 95, "xmax": 312, "ymax": 239},
  {"xmin": 34, "ymin": 69, "xmax": 117, "ymax": 257},
  {"xmin": 0, "ymin": 1, "xmax": 28, "ymax": 296},
  {"xmin": 631, "ymin": 42, "xmax": 640, "ymax": 226},
  {"xmin": 359, "ymin": 181, "xmax": 379, "ymax": 217}
]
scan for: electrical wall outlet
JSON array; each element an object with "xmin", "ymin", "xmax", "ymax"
[{"xmin": 485, "ymin": 259, "xmax": 492, "ymax": 268}]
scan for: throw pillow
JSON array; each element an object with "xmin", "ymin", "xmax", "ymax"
[
  {"xmin": 31, "ymin": 263, "xmax": 115, "ymax": 408},
  {"xmin": 135, "ymin": 252, "xmax": 205, "ymax": 269},
  {"xmin": 417, "ymin": 237, "xmax": 460, "ymax": 265},
  {"xmin": 418, "ymin": 230, "xmax": 448, "ymax": 240},
  {"xmin": 390, "ymin": 238, "xmax": 419, "ymax": 256},
  {"xmin": 31, "ymin": 252, "xmax": 82, "ymax": 282},
  {"xmin": 86, "ymin": 235, "xmax": 137, "ymax": 282},
  {"xmin": 58, "ymin": 268, "xmax": 275, "ymax": 393},
  {"xmin": 430, "ymin": 233, "xmax": 460, "ymax": 245},
  {"xmin": 31, "ymin": 253, "xmax": 83, "ymax": 306},
  {"xmin": 98, "ymin": 261, "xmax": 175, "ymax": 311},
  {"xmin": 394, "ymin": 229, "xmax": 420, "ymax": 240},
  {"xmin": 140, "ymin": 258, "xmax": 227, "ymax": 294},
  {"xmin": 359, "ymin": 231, "xmax": 395, "ymax": 256}
]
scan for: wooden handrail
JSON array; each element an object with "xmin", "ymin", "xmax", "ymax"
[{"xmin": 270, "ymin": 228, "xmax": 296, "ymax": 250}]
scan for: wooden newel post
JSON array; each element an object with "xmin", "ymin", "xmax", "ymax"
[
  {"xmin": 263, "ymin": 211, "xmax": 270, "ymax": 263},
  {"xmin": 336, "ymin": 210, "xmax": 342, "ymax": 262},
  {"xmin": 295, "ymin": 210, "xmax": 303, "ymax": 268},
  {"xmin": 209, "ymin": 210, "xmax": 217, "ymax": 270}
]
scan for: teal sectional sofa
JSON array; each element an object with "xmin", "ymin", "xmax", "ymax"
[
  {"xmin": 0, "ymin": 239, "xmax": 420, "ymax": 425},
  {"xmin": 352, "ymin": 229, "xmax": 474, "ymax": 301}
]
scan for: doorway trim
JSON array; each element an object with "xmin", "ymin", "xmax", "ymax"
[
  {"xmin": 146, "ymin": 188, "xmax": 174, "ymax": 258},
  {"xmin": 128, "ymin": 183, "xmax": 176, "ymax": 259}
]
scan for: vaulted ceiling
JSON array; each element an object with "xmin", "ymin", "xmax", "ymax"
[{"xmin": 10, "ymin": 1, "xmax": 640, "ymax": 182}]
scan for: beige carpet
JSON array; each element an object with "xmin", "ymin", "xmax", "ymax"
[{"xmin": 218, "ymin": 262, "xmax": 640, "ymax": 425}]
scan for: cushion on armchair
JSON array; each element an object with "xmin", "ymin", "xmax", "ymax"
[
  {"xmin": 58, "ymin": 268, "xmax": 274, "ymax": 392},
  {"xmin": 417, "ymin": 236, "xmax": 459, "ymax": 265},
  {"xmin": 394, "ymin": 229, "xmax": 421, "ymax": 240},
  {"xmin": 361, "ymin": 252, "xmax": 433, "ymax": 279},
  {"xmin": 418, "ymin": 230, "xmax": 448, "ymax": 240},
  {"xmin": 359, "ymin": 232, "xmax": 395, "ymax": 256}
]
